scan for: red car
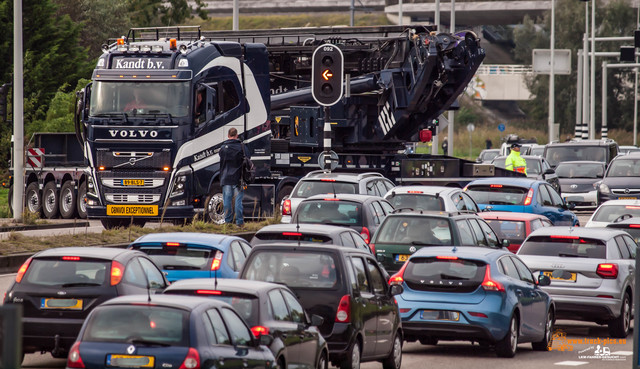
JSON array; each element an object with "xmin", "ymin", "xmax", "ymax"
[{"xmin": 479, "ymin": 212, "xmax": 553, "ymax": 253}]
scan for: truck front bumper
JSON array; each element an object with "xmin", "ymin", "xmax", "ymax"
[{"xmin": 87, "ymin": 205, "xmax": 196, "ymax": 219}]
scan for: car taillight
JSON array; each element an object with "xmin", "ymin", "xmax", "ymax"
[
  {"xmin": 524, "ymin": 188, "xmax": 534, "ymax": 206},
  {"xmin": 361, "ymin": 227, "xmax": 370, "ymax": 244},
  {"xmin": 335, "ymin": 295, "xmax": 351, "ymax": 323},
  {"xmin": 179, "ymin": 348, "xmax": 200, "ymax": 369},
  {"xmin": 388, "ymin": 262, "xmax": 408, "ymax": 285},
  {"xmin": 211, "ymin": 250, "xmax": 223, "ymax": 271},
  {"xmin": 110, "ymin": 261, "xmax": 124, "ymax": 286},
  {"xmin": 596, "ymin": 263, "xmax": 618, "ymax": 279},
  {"xmin": 196, "ymin": 290, "xmax": 222, "ymax": 295},
  {"xmin": 67, "ymin": 342, "xmax": 85, "ymax": 369},
  {"xmin": 282, "ymin": 199, "xmax": 292, "ymax": 215},
  {"xmin": 369, "ymin": 243, "xmax": 376, "ymax": 253},
  {"xmin": 481, "ymin": 265, "xmax": 505, "ymax": 292},
  {"xmin": 15, "ymin": 257, "xmax": 32, "ymax": 283},
  {"xmin": 251, "ymin": 325, "xmax": 270, "ymax": 337}
]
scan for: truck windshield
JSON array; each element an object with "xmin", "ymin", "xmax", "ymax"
[{"xmin": 90, "ymin": 81, "xmax": 190, "ymax": 118}]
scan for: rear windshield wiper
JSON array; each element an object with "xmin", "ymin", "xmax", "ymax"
[
  {"xmin": 557, "ymin": 252, "xmax": 585, "ymax": 258},
  {"xmin": 129, "ymin": 339, "xmax": 171, "ymax": 347},
  {"xmin": 61, "ymin": 282, "xmax": 102, "ymax": 287},
  {"xmin": 410, "ymin": 241, "xmax": 437, "ymax": 246},
  {"xmin": 489, "ymin": 200, "xmax": 515, "ymax": 205}
]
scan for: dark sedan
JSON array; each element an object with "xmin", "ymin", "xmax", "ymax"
[
  {"xmin": 597, "ymin": 152, "xmax": 640, "ymax": 204},
  {"xmin": 555, "ymin": 161, "xmax": 605, "ymax": 209},
  {"xmin": 163, "ymin": 278, "xmax": 329, "ymax": 369},
  {"xmin": 491, "ymin": 155, "xmax": 560, "ymax": 194}
]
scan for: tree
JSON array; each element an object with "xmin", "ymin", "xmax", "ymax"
[{"xmin": 127, "ymin": 0, "xmax": 207, "ymax": 28}]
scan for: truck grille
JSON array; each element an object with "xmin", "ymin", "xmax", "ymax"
[
  {"xmin": 97, "ymin": 150, "xmax": 171, "ymax": 169},
  {"xmin": 102, "ymin": 178, "xmax": 164, "ymax": 188},
  {"xmin": 106, "ymin": 194, "xmax": 161, "ymax": 203}
]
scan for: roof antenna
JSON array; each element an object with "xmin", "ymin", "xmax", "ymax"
[
  {"xmin": 141, "ymin": 261, "xmax": 152, "ymax": 303},
  {"xmin": 331, "ymin": 181, "xmax": 337, "ymax": 198}
]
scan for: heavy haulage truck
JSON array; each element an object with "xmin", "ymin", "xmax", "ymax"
[{"xmin": 74, "ymin": 25, "xmax": 513, "ymax": 229}]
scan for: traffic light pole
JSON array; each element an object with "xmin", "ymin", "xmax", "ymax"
[{"xmin": 13, "ymin": 0, "xmax": 24, "ymax": 221}]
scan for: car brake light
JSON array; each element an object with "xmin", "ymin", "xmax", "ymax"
[
  {"xmin": 67, "ymin": 342, "xmax": 85, "ymax": 368},
  {"xmin": 178, "ymin": 347, "xmax": 200, "ymax": 369},
  {"xmin": 625, "ymin": 206, "xmax": 640, "ymax": 209},
  {"xmin": 62, "ymin": 256, "xmax": 81, "ymax": 261},
  {"xmin": 407, "ymin": 190, "xmax": 423, "ymax": 194},
  {"xmin": 320, "ymin": 179, "xmax": 336, "ymax": 182},
  {"xmin": 283, "ymin": 232, "xmax": 303, "ymax": 236},
  {"xmin": 16, "ymin": 257, "xmax": 32, "ymax": 283},
  {"xmin": 323, "ymin": 198, "xmax": 340, "ymax": 201},
  {"xmin": 596, "ymin": 263, "xmax": 618, "ymax": 279},
  {"xmin": 550, "ymin": 235, "xmax": 579, "ymax": 239},
  {"xmin": 523, "ymin": 188, "xmax": 534, "ymax": 206},
  {"xmin": 630, "ymin": 224, "xmax": 640, "ymax": 228},
  {"xmin": 335, "ymin": 295, "xmax": 351, "ymax": 323},
  {"xmin": 166, "ymin": 242, "xmax": 180, "ymax": 247},
  {"xmin": 361, "ymin": 227, "xmax": 371, "ymax": 244},
  {"xmin": 436, "ymin": 255, "xmax": 458, "ymax": 260},
  {"xmin": 196, "ymin": 290, "xmax": 222, "ymax": 295},
  {"xmin": 388, "ymin": 262, "xmax": 408, "ymax": 285},
  {"xmin": 490, "ymin": 184, "xmax": 503, "ymax": 188},
  {"xmin": 251, "ymin": 325, "xmax": 270, "ymax": 337},
  {"xmin": 481, "ymin": 265, "xmax": 505, "ymax": 292},
  {"xmin": 282, "ymin": 199, "xmax": 292, "ymax": 215},
  {"xmin": 211, "ymin": 250, "xmax": 223, "ymax": 271},
  {"xmin": 110, "ymin": 261, "xmax": 124, "ymax": 286}
]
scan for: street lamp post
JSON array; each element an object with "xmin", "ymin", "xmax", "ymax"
[
  {"xmin": 548, "ymin": 0, "xmax": 555, "ymax": 143},
  {"xmin": 582, "ymin": 0, "xmax": 590, "ymax": 139},
  {"xmin": 590, "ymin": 0, "xmax": 596, "ymax": 139}
]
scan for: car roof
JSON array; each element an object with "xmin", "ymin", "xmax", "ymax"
[
  {"xmin": 528, "ymin": 226, "xmax": 626, "ymax": 240},
  {"xmin": 611, "ymin": 152, "xmax": 640, "ymax": 159},
  {"xmin": 479, "ymin": 211, "xmax": 549, "ymax": 221},
  {"xmin": 256, "ymin": 223, "xmax": 359, "ymax": 234},
  {"xmin": 166, "ymin": 278, "xmax": 283, "ymax": 295},
  {"xmin": 303, "ymin": 193, "xmax": 385, "ymax": 202},
  {"xmin": 548, "ymin": 139, "xmax": 616, "ymax": 146},
  {"xmin": 388, "ymin": 209, "xmax": 474, "ymax": 219},
  {"xmin": 466, "ymin": 177, "xmax": 539, "ymax": 187},
  {"xmin": 101, "ymin": 294, "xmax": 229, "ymax": 309},
  {"xmin": 411, "ymin": 245, "xmax": 509, "ymax": 259},
  {"xmin": 598, "ymin": 199, "xmax": 640, "ymax": 206},
  {"xmin": 131, "ymin": 232, "xmax": 238, "ymax": 245},
  {"xmin": 250, "ymin": 242, "xmax": 371, "ymax": 255},
  {"xmin": 302, "ymin": 170, "xmax": 385, "ymax": 182},
  {"xmin": 34, "ymin": 246, "xmax": 141, "ymax": 259},
  {"xmin": 385, "ymin": 186, "xmax": 458, "ymax": 196},
  {"xmin": 555, "ymin": 160, "xmax": 604, "ymax": 166}
]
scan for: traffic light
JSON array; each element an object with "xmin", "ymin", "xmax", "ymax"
[
  {"xmin": 312, "ymin": 44, "xmax": 344, "ymax": 106},
  {"xmin": 0, "ymin": 83, "xmax": 9, "ymax": 122}
]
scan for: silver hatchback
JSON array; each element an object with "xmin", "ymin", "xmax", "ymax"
[{"xmin": 517, "ymin": 227, "xmax": 636, "ymax": 338}]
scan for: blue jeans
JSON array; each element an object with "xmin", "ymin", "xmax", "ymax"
[{"xmin": 223, "ymin": 184, "xmax": 244, "ymax": 225}]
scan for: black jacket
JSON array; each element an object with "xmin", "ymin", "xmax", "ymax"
[{"xmin": 219, "ymin": 138, "xmax": 246, "ymax": 186}]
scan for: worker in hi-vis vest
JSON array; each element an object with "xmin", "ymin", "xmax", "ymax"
[{"xmin": 505, "ymin": 143, "xmax": 527, "ymax": 175}]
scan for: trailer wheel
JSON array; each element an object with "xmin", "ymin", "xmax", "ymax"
[
  {"xmin": 25, "ymin": 182, "xmax": 42, "ymax": 216},
  {"xmin": 42, "ymin": 181, "xmax": 59, "ymax": 219},
  {"xmin": 77, "ymin": 181, "xmax": 87, "ymax": 219},
  {"xmin": 205, "ymin": 185, "xmax": 225, "ymax": 224},
  {"xmin": 59, "ymin": 181, "xmax": 77, "ymax": 219}
]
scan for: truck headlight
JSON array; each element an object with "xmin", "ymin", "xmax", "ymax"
[
  {"xmin": 87, "ymin": 176, "xmax": 97, "ymax": 196},
  {"xmin": 170, "ymin": 175, "xmax": 186, "ymax": 197}
]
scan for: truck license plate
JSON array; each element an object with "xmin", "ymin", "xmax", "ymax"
[
  {"xmin": 122, "ymin": 179, "xmax": 145, "ymax": 186},
  {"xmin": 107, "ymin": 205, "xmax": 158, "ymax": 216}
]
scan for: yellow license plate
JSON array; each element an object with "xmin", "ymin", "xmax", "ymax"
[
  {"xmin": 619, "ymin": 197, "xmax": 637, "ymax": 200},
  {"xmin": 543, "ymin": 271, "xmax": 577, "ymax": 282},
  {"xmin": 122, "ymin": 179, "xmax": 145, "ymax": 186},
  {"xmin": 41, "ymin": 298, "xmax": 83, "ymax": 310},
  {"xmin": 108, "ymin": 354, "xmax": 155, "ymax": 368},
  {"xmin": 107, "ymin": 205, "xmax": 158, "ymax": 216},
  {"xmin": 396, "ymin": 254, "xmax": 410, "ymax": 262}
]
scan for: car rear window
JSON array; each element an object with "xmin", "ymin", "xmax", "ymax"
[
  {"xmin": 131, "ymin": 243, "xmax": 213, "ymax": 270},
  {"xmin": 375, "ymin": 216, "xmax": 452, "ymax": 246},
  {"xmin": 253, "ymin": 232, "xmax": 333, "ymax": 244},
  {"xmin": 466, "ymin": 185, "xmax": 528, "ymax": 205},
  {"xmin": 386, "ymin": 194, "xmax": 445, "ymax": 211},
  {"xmin": 164, "ymin": 290, "xmax": 259, "ymax": 327},
  {"xmin": 243, "ymin": 251, "xmax": 338, "ymax": 289},
  {"xmin": 24, "ymin": 258, "xmax": 109, "ymax": 286},
  {"xmin": 295, "ymin": 200, "xmax": 362, "ymax": 226},
  {"xmin": 545, "ymin": 146, "xmax": 607, "ymax": 167},
  {"xmin": 592, "ymin": 205, "xmax": 640, "ymax": 223},
  {"xmin": 518, "ymin": 236, "xmax": 607, "ymax": 258},
  {"xmin": 485, "ymin": 220, "xmax": 526, "ymax": 244},
  {"xmin": 404, "ymin": 257, "xmax": 487, "ymax": 293},
  {"xmin": 83, "ymin": 305, "xmax": 188, "ymax": 345},
  {"xmin": 294, "ymin": 180, "xmax": 357, "ymax": 199}
]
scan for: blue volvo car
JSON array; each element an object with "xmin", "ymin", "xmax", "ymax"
[
  {"xmin": 128, "ymin": 232, "xmax": 253, "ymax": 282},
  {"xmin": 390, "ymin": 246, "xmax": 555, "ymax": 357},
  {"xmin": 464, "ymin": 177, "xmax": 579, "ymax": 226}
]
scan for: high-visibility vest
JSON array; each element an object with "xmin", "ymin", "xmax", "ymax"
[{"xmin": 505, "ymin": 151, "xmax": 527, "ymax": 175}]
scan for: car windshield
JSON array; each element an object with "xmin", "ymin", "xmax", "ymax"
[
  {"xmin": 243, "ymin": 251, "xmax": 338, "ymax": 289},
  {"xmin": 519, "ymin": 235, "xmax": 606, "ymax": 258},
  {"xmin": 165, "ymin": 290, "xmax": 259, "ymax": 327},
  {"xmin": 465, "ymin": 185, "xmax": 528, "ymax": 206},
  {"xmin": 90, "ymin": 81, "xmax": 190, "ymax": 118},
  {"xmin": 375, "ymin": 216, "xmax": 453, "ymax": 246},
  {"xmin": 555, "ymin": 163, "xmax": 604, "ymax": 178},
  {"xmin": 484, "ymin": 220, "xmax": 526, "ymax": 244},
  {"xmin": 83, "ymin": 305, "xmax": 188, "ymax": 345},
  {"xmin": 404, "ymin": 257, "xmax": 487, "ymax": 293},
  {"xmin": 386, "ymin": 194, "xmax": 444, "ymax": 211},
  {"xmin": 24, "ymin": 259, "xmax": 109, "ymax": 286},
  {"xmin": 493, "ymin": 158, "xmax": 541, "ymax": 175},
  {"xmin": 592, "ymin": 205, "xmax": 640, "ymax": 223},
  {"xmin": 607, "ymin": 159, "xmax": 640, "ymax": 177},
  {"xmin": 545, "ymin": 146, "xmax": 607, "ymax": 167},
  {"xmin": 294, "ymin": 181, "xmax": 357, "ymax": 199},
  {"xmin": 131, "ymin": 243, "xmax": 214, "ymax": 270},
  {"xmin": 481, "ymin": 151, "xmax": 499, "ymax": 161},
  {"xmin": 530, "ymin": 147, "xmax": 545, "ymax": 156},
  {"xmin": 295, "ymin": 200, "xmax": 362, "ymax": 226}
]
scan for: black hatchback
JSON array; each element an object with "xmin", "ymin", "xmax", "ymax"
[
  {"xmin": 3, "ymin": 247, "xmax": 169, "ymax": 360},
  {"xmin": 239, "ymin": 244, "xmax": 403, "ymax": 369}
]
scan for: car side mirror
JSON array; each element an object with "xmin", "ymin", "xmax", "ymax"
[
  {"xmin": 389, "ymin": 284, "xmax": 404, "ymax": 296},
  {"xmin": 310, "ymin": 314, "xmax": 324, "ymax": 327},
  {"xmin": 537, "ymin": 274, "xmax": 551, "ymax": 286},
  {"xmin": 544, "ymin": 168, "xmax": 555, "ymax": 175},
  {"xmin": 258, "ymin": 334, "xmax": 274, "ymax": 347}
]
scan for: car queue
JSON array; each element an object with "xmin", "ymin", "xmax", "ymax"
[{"xmin": 5, "ymin": 140, "xmax": 640, "ymax": 369}]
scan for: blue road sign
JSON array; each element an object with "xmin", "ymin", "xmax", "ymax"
[{"xmin": 498, "ymin": 123, "xmax": 506, "ymax": 132}]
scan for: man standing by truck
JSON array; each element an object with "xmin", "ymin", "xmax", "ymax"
[
  {"xmin": 505, "ymin": 142, "xmax": 527, "ymax": 175},
  {"xmin": 219, "ymin": 128, "xmax": 246, "ymax": 227}
]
